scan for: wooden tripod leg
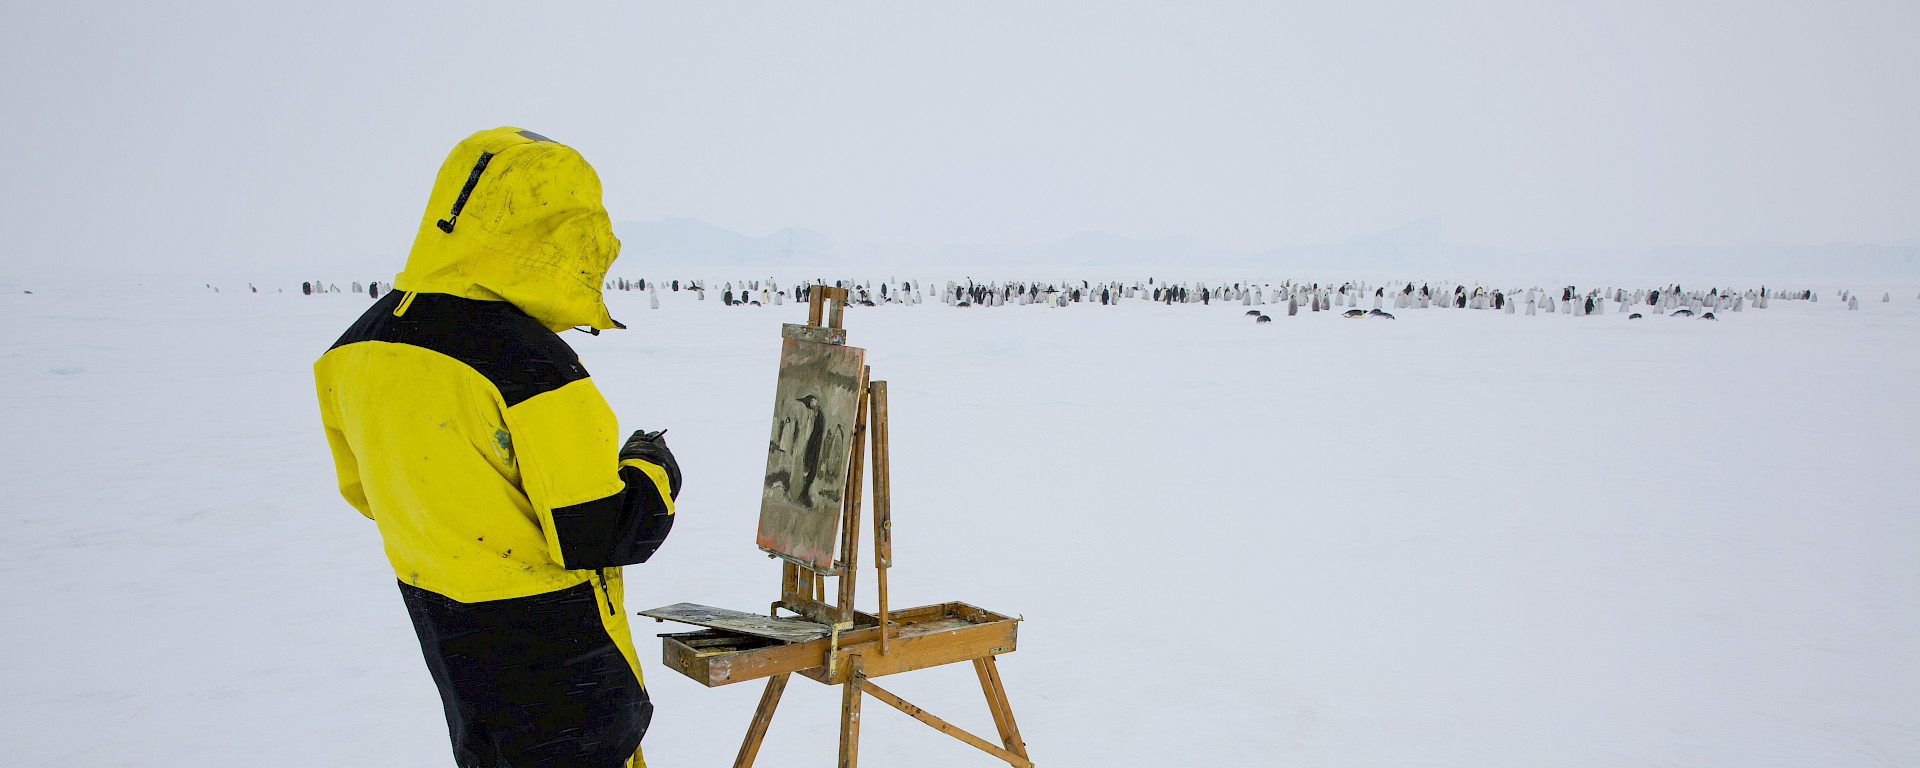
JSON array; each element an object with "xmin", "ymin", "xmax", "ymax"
[
  {"xmin": 973, "ymin": 655, "xmax": 1029, "ymax": 760},
  {"xmin": 835, "ymin": 367, "xmax": 871, "ymax": 625},
  {"xmin": 733, "ymin": 672, "xmax": 791, "ymax": 768},
  {"xmin": 869, "ymin": 381, "xmax": 892, "ymax": 655},
  {"xmin": 838, "ymin": 655, "xmax": 864, "ymax": 768},
  {"xmin": 858, "ymin": 679, "xmax": 1034, "ymax": 768}
]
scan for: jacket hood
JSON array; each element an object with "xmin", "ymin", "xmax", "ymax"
[{"xmin": 393, "ymin": 127, "xmax": 621, "ymax": 332}]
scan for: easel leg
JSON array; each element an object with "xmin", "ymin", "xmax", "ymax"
[
  {"xmin": 869, "ymin": 380, "xmax": 893, "ymax": 656},
  {"xmin": 836, "ymin": 367, "xmax": 871, "ymax": 624},
  {"xmin": 838, "ymin": 655, "xmax": 864, "ymax": 768},
  {"xmin": 858, "ymin": 678, "xmax": 1034, "ymax": 768},
  {"xmin": 733, "ymin": 673, "xmax": 790, "ymax": 768},
  {"xmin": 974, "ymin": 656, "xmax": 1029, "ymax": 760}
]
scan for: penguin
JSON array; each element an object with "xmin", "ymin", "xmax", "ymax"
[
  {"xmin": 1245, "ymin": 310, "xmax": 1262, "ymax": 317},
  {"xmin": 1628, "ymin": 313, "xmax": 1643, "ymax": 319},
  {"xmin": 1671, "ymin": 308, "xmax": 1693, "ymax": 317},
  {"xmin": 1255, "ymin": 314, "xmax": 1271, "ymax": 324},
  {"xmin": 1343, "ymin": 308, "xmax": 1367, "ymax": 318},
  {"xmin": 1367, "ymin": 309, "xmax": 1395, "ymax": 319},
  {"xmin": 1701, "ymin": 312, "xmax": 1717, "ymax": 320}
]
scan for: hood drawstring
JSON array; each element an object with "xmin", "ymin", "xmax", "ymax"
[
  {"xmin": 436, "ymin": 151, "xmax": 495, "ymax": 233},
  {"xmin": 393, "ymin": 290, "xmax": 419, "ymax": 318}
]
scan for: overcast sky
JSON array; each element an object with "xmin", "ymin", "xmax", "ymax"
[{"xmin": 3, "ymin": 0, "xmax": 1915, "ymax": 280}]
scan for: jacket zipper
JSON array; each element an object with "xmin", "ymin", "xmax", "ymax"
[{"xmin": 595, "ymin": 569, "xmax": 615, "ymax": 616}]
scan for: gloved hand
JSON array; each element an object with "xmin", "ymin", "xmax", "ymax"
[{"xmin": 620, "ymin": 429, "xmax": 682, "ymax": 500}]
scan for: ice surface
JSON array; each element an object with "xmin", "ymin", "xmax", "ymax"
[{"xmin": 1, "ymin": 282, "xmax": 1917, "ymax": 767}]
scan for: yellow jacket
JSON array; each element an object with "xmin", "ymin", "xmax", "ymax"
[{"xmin": 315, "ymin": 127, "xmax": 675, "ymax": 604}]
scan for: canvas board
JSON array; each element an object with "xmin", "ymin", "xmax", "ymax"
[
  {"xmin": 757, "ymin": 337, "xmax": 866, "ymax": 570},
  {"xmin": 637, "ymin": 602, "xmax": 831, "ymax": 643}
]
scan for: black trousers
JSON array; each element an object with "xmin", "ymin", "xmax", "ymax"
[{"xmin": 401, "ymin": 581, "xmax": 651, "ymax": 768}]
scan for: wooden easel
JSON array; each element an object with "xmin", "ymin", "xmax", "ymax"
[{"xmin": 642, "ymin": 286, "xmax": 1031, "ymax": 768}]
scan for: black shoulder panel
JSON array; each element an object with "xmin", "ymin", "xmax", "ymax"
[{"xmin": 330, "ymin": 291, "xmax": 588, "ymax": 406}]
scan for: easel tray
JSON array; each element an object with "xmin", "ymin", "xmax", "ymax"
[{"xmin": 658, "ymin": 602, "xmax": 1018, "ymax": 688}]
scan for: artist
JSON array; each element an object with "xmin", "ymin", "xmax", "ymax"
[{"xmin": 315, "ymin": 127, "xmax": 682, "ymax": 768}]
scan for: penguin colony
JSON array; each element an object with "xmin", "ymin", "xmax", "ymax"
[
  {"xmin": 596, "ymin": 280, "xmax": 1848, "ymax": 326},
  {"xmin": 270, "ymin": 276, "xmax": 1897, "ymax": 327}
]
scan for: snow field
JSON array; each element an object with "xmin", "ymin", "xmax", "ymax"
[{"xmin": 2, "ymin": 283, "xmax": 1917, "ymax": 767}]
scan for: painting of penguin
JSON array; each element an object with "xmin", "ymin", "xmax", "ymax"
[
  {"xmin": 788, "ymin": 395, "xmax": 828, "ymax": 504},
  {"xmin": 759, "ymin": 339, "xmax": 867, "ymax": 570}
]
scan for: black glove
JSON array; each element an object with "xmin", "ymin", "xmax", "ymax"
[{"xmin": 620, "ymin": 429, "xmax": 682, "ymax": 500}]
